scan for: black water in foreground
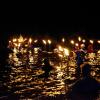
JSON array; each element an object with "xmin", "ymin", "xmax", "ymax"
[{"xmin": 0, "ymin": 52, "xmax": 100, "ymax": 100}]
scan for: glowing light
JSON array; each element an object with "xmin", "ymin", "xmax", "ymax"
[
  {"xmin": 71, "ymin": 40, "xmax": 74, "ymax": 44},
  {"xmin": 58, "ymin": 46, "xmax": 63, "ymax": 51},
  {"xmin": 91, "ymin": 71, "xmax": 96, "ymax": 76},
  {"xmin": 34, "ymin": 48, "xmax": 39, "ymax": 53},
  {"xmin": 9, "ymin": 41, "xmax": 11, "ymax": 44},
  {"xmin": 13, "ymin": 38, "xmax": 17, "ymax": 42},
  {"xmin": 62, "ymin": 38, "xmax": 65, "ymax": 42},
  {"xmin": 57, "ymin": 72, "xmax": 63, "ymax": 78},
  {"xmin": 13, "ymin": 48, "xmax": 18, "ymax": 53},
  {"xmin": 25, "ymin": 44, "xmax": 28, "ymax": 47},
  {"xmin": 64, "ymin": 48, "xmax": 69, "ymax": 56},
  {"xmin": 9, "ymin": 54, "xmax": 12, "ymax": 59},
  {"xmin": 48, "ymin": 40, "xmax": 51, "ymax": 44},
  {"xmin": 18, "ymin": 35, "xmax": 24, "ymax": 43},
  {"xmin": 23, "ymin": 49, "xmax": 27, "ymax": 53},
  {"xmin": 14, "ymin": 43, "xmax": 18, "ymax": 47},
  {"xmin": 34, "ymin": 40, "xmax": 38, "ymax": 43},
  {"xmin": 42, "ymin": 40, "xmax": 46, "ymax": 45},
  {"xmin": 97, "ymin": 40, "xmax": 100, "ymax": 44},
  {"xmin": 24, "ymin": 38, "xmax": 27, "ymax": 41},
  {"xmin": 78, "ymin": 36, "xmax": 81, "ymax": 41},
  {"xmin": 18, "ymin": 43, "xmax": 21, "ymax": 47},
  {"xmin": 82, "ymin": 39, "xmax": 86, "ymax": 43},
  {"xmin": 80, "ymin": 44, "xmax": 85, "ymax": 48},
  {"xmin": 29, "ymin": 38, "xmax": 32, "ymax": 43},
  {"xmin": 75, "ymin": 43, "xmax": 79, "ymax": 46},
  {"xmin": 90, "ymin": 40, "xmax": 94, "ymax": 44},
  {"xmin": 97, "ymin": 50, "xmax": 100, "ymax": 53},
  {"xmin": 58, "ymin": 54, "xmax": 63, "ymax": 58}
]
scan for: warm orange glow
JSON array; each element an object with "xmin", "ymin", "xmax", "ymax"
[
  {"xmin": 13, "ymin": 38, "xmax": 17, "ymax": 42},
  {"xmin": 82, "ymin": 39, "xmax": 86, "ymax": 43},
  {"xmin": 34, "ymin": 40, "xmax": 38, "ymax": 43},
  {"xmin": 58, "ymin": 46, "xmax": 63, "ymax": 51},
  {"xmin": 90, "ymin": 40, "xmax": 94, "ymax": 44},
  {"xmin": 48, "ymin": 40, "xmax": 51, "ymax": 44},
  {"xmin": 64, "ymin": 48, "xmax": 69, "ymax": 56},
  {"xmin": 80, "ymin": 44, "xmax": 85, "ymax": 48},
  {"xmin": 18, "ymin": 35, "xmax": 24, "ymax": 43},
  {"xmin": 29, "ymin": 38, "xmax": 32, "ymax": 43},
  {"xmin": 42, "ymin": 40, "xmax": 46, "ymax": 45},
  {"xmin": 62, "ymin": 38, "xmax": 65, "ymax": 42},
  {"xmin": 97, "ymin": 40, "xmax": 100, "ymax": 44},
  {"xmin": 78, "ymin": 37, "xmax": 81, "ymax": 41},
  {"xmin": 9, "ymin": 41, "xmax": 11, "ymax": 43},
  {"xmin": 71, "ymin": 40, "xmax": 74, "ymax": 45},
  {"xmin": 18, "ymin": 43, "xmax": 21, "ymax": 47},
  {"xmin": 75, "ymin": 43, "xmax": 79, "ymax": 46}
]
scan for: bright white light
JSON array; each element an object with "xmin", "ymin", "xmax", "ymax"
[
  {"xmin": 71, "ymin": 40, "xmax": 74, "ymax": 44},
  {"xmin": 48, "ymin": 40, "xmax": 51, "ymax": 44},
  {"xmin": 97, "ymin": 50, "xmax": 100, "ymax": 53},
  {"xmin": 58, "ymin": 54, "xmax": 63, "ymax": 58},
  {"xmin": 42, "ymin": 40, "xmax": 46, "ymax": 45},
  {"xmin": 62, "ymin": 38, "xmax": 65, "ymax": 42},
  {"xmin": 82, "ymin": 39, "xmax": 86, "ymax": 43},
  {"xmin": 64, "ymin": 48, "xmax": 69, "ymax": 56},
  {"xmin": 58, "ymin": 46, "xmax": 63, "ymax": 51},
  {"xmin": 75, "ymin": 43, "xmax": 79, "ymax": 46},
  {"xmin": 9, "ymin": 40, "xmax": 11, "ymax": 43},
  {"xmin": 90, "ymin": 40, "xmax": 94, "ymax": 44},
  {"xmin": 34, "ymin": 48, "xmax": 39, "ymax": 53},
  {"xmin": 97, "ymin": 40, "xmax": 100, "ymax": 44},
  {"xmin": 29, "ymin": 38, "xmax": 32, "ymax": 43},
  {"xmin": 13, "ymin": 38, "xmax": 17, "ymax": 42},
  {"xmin": 78, "ymin": 37, "xmax": 81, "ymax": 41}
]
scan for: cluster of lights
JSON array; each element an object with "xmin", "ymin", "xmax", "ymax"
[
  {"xmin": 7, "ymin": 35, "xmax": 100, "ymax": 99},
  {"xmin": 70, "ymin": 36, "xmax": 100, "ymax": 45},
  {"xmin": 9, "ymin": 35, "xmax": 100, "ymax": 51},
  {"xmin": 61, "ymin": 36, "xmax": 100, "ymax": 45},
  {"xmin": 9, "ymin": 35, "xmax": 53, "ymax": 50},
  {"xmin": 10, "ymin": 36, "xmax": 38, "ymax": 47},
  {"xmin": 57, "ymin": 45, "xmax": 69, "ymax": 59},
  {"xmin": 42, "ymin": 39, "xmax": 52, "ymax": 45}
]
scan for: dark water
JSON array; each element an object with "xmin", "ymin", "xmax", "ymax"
[{"xmin": 0, "ymin": 51, "xmax": 100, "ymax": 100}]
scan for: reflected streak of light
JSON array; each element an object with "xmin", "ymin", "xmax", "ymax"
[
  {"xmin": 29, "ymin": 38, "xmax": 32, "ymax": 43},
  {"xmin": 64, "ymin": 48, "xmax": 69, "ymax": 56}
]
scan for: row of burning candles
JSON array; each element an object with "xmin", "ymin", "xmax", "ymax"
[
  {"xmin": 8, "ymin": 35, "xmax": 100, "ymax": 56},
  {"xmin": 9, "ymin": 35, "xmax": 100, "ymax": 46},
  {"xmin": 9, "ymin": 35, "xmax": 52, "ymax": 45}
]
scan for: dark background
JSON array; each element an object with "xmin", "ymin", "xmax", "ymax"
[
  {"xmin": 0, "ymin": 19, "xmax": 100, "ymax": 40},
  {"xmin": 0, "ymin": 1, "xmax": 100, "ymax": 40}
]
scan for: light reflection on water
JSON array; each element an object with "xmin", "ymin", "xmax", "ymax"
[
  {"xmin": 6, "ymin": 51, "xmax": 100, "ymax": 99},
  {"xmin": 7, "ymin": 51, "xmax": 76, "ymax": 99}
]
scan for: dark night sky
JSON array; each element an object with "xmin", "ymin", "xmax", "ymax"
[
  {"xmin": 1, "ymin": 17, "xmax": 100, "ymax": 40},
  {"xmin": 0, "ymin": 1, "xmax": 100, "ymax": 40}
]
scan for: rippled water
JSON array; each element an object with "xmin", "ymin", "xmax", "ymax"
[
  {"xmin": 1, "ymin": 51, "xmax": 75, "ymax": 99},
  {"xmin": 0, "ymin": 51, "xmax": 100, "ymax": 99}
]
